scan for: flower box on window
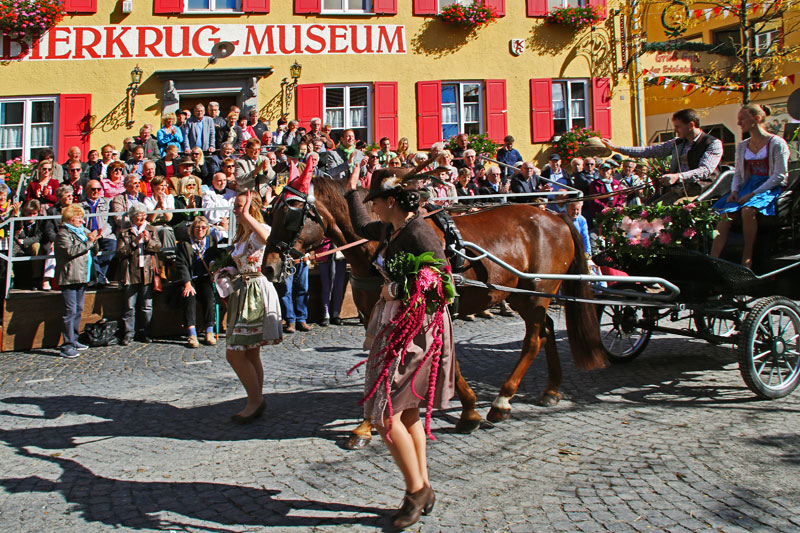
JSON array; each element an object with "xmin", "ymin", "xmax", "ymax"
[
  {"xmin": 0, "ymin": 0, "xmax": 64, "ymax": 40},
  {"xmin": 545, "ymin": 6, "xmax": 601, "ymax": 30},
  {"xmin": 439, "ymin": 1, "xmax": 499, "ymax": 29}
]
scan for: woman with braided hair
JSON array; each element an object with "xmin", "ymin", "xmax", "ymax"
[{"xmin": 345, "ymin": 166, "xmax": 456, "ymax": 530}]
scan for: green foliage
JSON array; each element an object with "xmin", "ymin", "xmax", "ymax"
[
  {"xmin": 594, "ymin": 202, "xmax": 720, "ymax": 266},
  {"xmin": 0, "ymin": 157, "xmax": 37, "ymax": 192},
  {"xmin": 439, "ymin": 0, "xmax": 499, "ymax": 28},
  {"xmin": 387, "ymin": 251, "xmax": 456, "ymax": 313},
  {"xmin": 545, "ymin": 6, "xmax": 602, "ymax": 29}
]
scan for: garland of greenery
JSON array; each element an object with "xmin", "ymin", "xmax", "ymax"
[{"xmin": 641, "ymin": 40, "xmax": 736, "ymax": 56}]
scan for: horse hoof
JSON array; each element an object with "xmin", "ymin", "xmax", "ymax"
[
  {"xmin": 455, "ymin": 418, "xmax": 482, "ymax": 434},
  {"xmin": 486, "ymin": 407, "xmax": 511, "ymax": 423},
  {"xmin": 343, "ymin": 435, "xmax": 371, "ymax": 450},
  {"xmin": 537, "ymin": 392, "xmax": 561, "ymax": 407}
]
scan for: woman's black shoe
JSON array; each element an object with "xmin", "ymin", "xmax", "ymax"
[
  {"xmin": 391, "ymin": 486, "xmax": 432, "ymax": 530},
  {"xmin": 319, "ymin": 317, "xmax": 330, "ymax": 327},
  {"xmin": 230, "ymin": 399, "xmax": 266, "ymax": 425},
  {"xmin": 330, "ymin": 317, "xmax": 342, "ymax": 326}
]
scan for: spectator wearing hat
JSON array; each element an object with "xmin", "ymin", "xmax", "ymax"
[
  {"xmin": 170, "ymin": 156, "xmax": 202, "ymax": 197},
  {"xmin": 496, "ymin": 135, "xmax": 523, "ymax": 183},
  {"xmin": 82, "ymin": 179, "xmax": 116, "ymax": 287},
  {"xmin": 541, "ymin": 153, "xmax": 570, "ymax": 184},
  {"xmin": 111, "ymin": 174, "xmax": 145, "ymax": 234},
  {"xmin": 585, "ymin": 162, "xmax": 625, "ymax": 225},
  {"xmin": 183, "ymin": 103, "xmax": 216, "ymax": 155},
  {"xmin": 117, "ymin": 203, "xmax": 162, "ymax": 345}
]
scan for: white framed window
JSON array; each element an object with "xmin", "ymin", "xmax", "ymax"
[
  {"xmin": 754, "ymin": 29, "xmax": 780, "ymax": 56},
  {"xmin": 441, "ymin": 82, "xmax": 483, "ymax": 140},
  {"xmin": 324, "ymin": 85, "xmax": 371, "ymax": 143},
  {"xmin": 0, "ymin": 97, "xmax": 56, "ymax": 164},
  {"xmin": 184, "ymin": 0, "xmax": 241, "ymax": 13},
  {"xmin": 552, "ymin": 79, "xmax": 589, "ymax": 134},
  {"xmin": 322, "ymin": 0, "xmax": 370, "ymax": 13},
  {"xmin": 548, "ymin": 0, "xmax": 584, "ymax": 9}
]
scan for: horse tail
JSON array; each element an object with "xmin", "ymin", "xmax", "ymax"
[{"xmin": 559, "ymin": 214, "xmax": 607, "ymax": 371}]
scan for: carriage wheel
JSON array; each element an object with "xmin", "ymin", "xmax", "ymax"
[
  {"xmin": 738, "ymin": 296, "xmax": 800, "ymax": 399},
  {"xmin": 597, "ymin": 304, "xmax": 652, "ymax": 363},
  {"xmin": 695, "ymin": 313, "xmax": 741, "ymax": 345}
]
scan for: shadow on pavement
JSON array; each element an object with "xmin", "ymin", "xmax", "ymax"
[{"xmin": 0, "ymin": 450, "xmax": 385, "ymax": 530}]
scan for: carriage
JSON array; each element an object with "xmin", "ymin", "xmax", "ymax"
[{"xmin": 593, "ymin": 163, "xmax": 800, "ymax": 400}]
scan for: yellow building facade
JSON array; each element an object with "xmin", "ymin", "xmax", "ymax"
[
  {"xmin": 639, "ymin": 0, "xmax": 800, "ymax": 163},
  {"xmin": 0, "ymin": 0, "xmax": 639, "ymax": 164}
]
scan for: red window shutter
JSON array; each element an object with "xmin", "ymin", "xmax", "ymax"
[
  {"xmin": 526, "ymin": 0, "xmax": 548, "ymax": 17},
  {"xmin": 374, "ymin": 82, "xmax": 399, "ymax": 147},
  {"xmin": 414, "ymin": 0, "xmax": 438, "ymax": 15},
  {"xmin": 154, "ymin": 0, "xmax": 183, "ymax": 14},
  {"xmin": 63, "ymin": 0, "xmax": 97, "ymax": 14},
  {"xmin": 530, "ymin": 79, "xmax": 553, "ymax": 143},
  {"xmin": 484, "ymin": 79, "xmax": 508, "ymax": 143},
  {"xmin": 58, "ymin": 94, "xmax": 92, "ymax": 162},
  {"xmin": 295, "ymin": 84, "xmax": 324, "ymax": 131},
  {"xmin": 592, "ymin": 77, "xmax": 612, "ymax": 138},
  {"xmin": 242, "ymin": 0, "xmax": 270, "ymax": 13},
  {"xmin": 373, "ymin": 0, "xmax": 397, "ymax": 14},
  {"xmin": 485, "ymin": 0, "xmax": 505, "ymax": 16},
  {"xmin": 416, "ymin": 81, "xmax": 442, "ymax": 149},
  {"xmin": 295, "ymin": 0, "xmax": 321, "ymax": 14},
  {"xmin": 587, "ymin": 0, "xmax": 607, "ymax": 20}
]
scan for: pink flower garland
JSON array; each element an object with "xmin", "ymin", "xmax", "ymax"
[{"xmin": 349, "ymin": 266, "xmax": 450, "ymax": 441}]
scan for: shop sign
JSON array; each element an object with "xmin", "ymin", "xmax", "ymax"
[
  {"xmin": 0, "ymin": 23, "xmax": 406, "ymax": 61},
  {"xmin": 639, "ymin": 50, "xmax": 734, "ymax": 76}
]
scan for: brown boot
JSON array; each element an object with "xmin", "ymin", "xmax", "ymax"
[
  {"xmin": 391, "ymin": 485, "xmax": 432, "ymax": 530},
  {"xmin": 186, "ymin": 335, "xmax": 199, "ymax": 348},
  {"xmin": 204, "ymin": 331, "xmax": 217, "ymax": 346}
]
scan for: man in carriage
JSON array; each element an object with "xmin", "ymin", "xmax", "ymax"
[{"xmin": 602, "ymin": 108, "xmax": 723, "ymax": 205}]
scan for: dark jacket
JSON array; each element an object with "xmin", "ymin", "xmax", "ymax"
[
  {"xmin": 116, "ymin": 224, "xmax": 162, "ymax": 285},
  {"xmin": 173, "ymin": 195, "xmax": 203, "ymax": 225},
  {"xmin": 510, "ymin": 175, "xmax": 538, "ymax": 203},
  {"xmin": 346, "ymin": 190, "xmax": 446, "ymax": 285},
  {"xmin": 174, "ymin": 236, "xmax": 221, "ymax": 284},
  {"xmin": 44, "ymin": 204, "xmax": 67, "ymax": 244},
  {"xmin": 16, "ymin": 219, "xmax": 45, "ymax": 249}
]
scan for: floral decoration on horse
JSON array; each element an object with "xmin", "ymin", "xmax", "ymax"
[{"xmin": 595, "ymin": 202, "xmax": 720, "ymax": 265}]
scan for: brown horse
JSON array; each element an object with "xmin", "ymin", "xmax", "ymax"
[{"xmin": 263, "ymin": 174, "xmax": 606, "ymax": 449}]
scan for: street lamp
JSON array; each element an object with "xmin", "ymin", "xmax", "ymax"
[
  {"xmin": 290, "ymin": 61, "xmax": 302, "ymax": 81},
  {"xmin": 126, "ymin": 65, "xmax": 143, "ymax": 128},
  {"xmin": 281, "ymin": 62, "xmax": 303, "ymax": 119}
]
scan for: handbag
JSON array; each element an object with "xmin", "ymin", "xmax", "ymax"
[
  {"xmin": 151, "ymin": 258, "xmax": 163, "ymax": 292},
  {"xmin": 81, "ymin": 319, "xmax": 119, "ymax": 347}
]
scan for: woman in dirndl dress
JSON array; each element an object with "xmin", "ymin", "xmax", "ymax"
[
  {"xmin": 345, "ymin": 167, "xmax": 456, "ymax": 530},
  {"xmin": 224, "ymin": 190, "xmax": 282, "ymax": 424},
  {"xmin": 711, "ymin": 104, "xmax": 790, "ymax": 268}
]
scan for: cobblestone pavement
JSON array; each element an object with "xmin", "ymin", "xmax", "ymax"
[{"xmin": 0, "ymin": 311, "xmax": 798, "ymax": 532}]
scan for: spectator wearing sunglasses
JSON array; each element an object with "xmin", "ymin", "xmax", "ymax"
[
  {"xmin": 25, "ymin": 160, "xmax": 60, "ymax": 208},
  {"xmin": 63, "ymin": 161, "xmax": 88, "ymax": 201},
  {"xmin": 101, "ymin": 162, "xmax": 127, "ymax": 199},
  {"xmin": 173, "ymin": 176, "xmax": 203, "ymax": 227},
  {"xmin": 60, "ymin": 146, "xmax": 88, "ymax": 180},
  {"xmin": 208, "ymin": 142, "xmax": 237, "ymax": 176},
  {"xmin": 82, "ymin": 179, "xmax": 116, "ymax": 287}
]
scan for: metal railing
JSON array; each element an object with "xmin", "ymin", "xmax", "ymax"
[{"xmin": 0, "ymin": 205, "xmax": 237, "ymax": 298}]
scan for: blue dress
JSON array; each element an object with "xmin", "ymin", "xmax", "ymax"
[{"xmin": 713, "ymin": 138, "xmax": 781, "ymax": 216}]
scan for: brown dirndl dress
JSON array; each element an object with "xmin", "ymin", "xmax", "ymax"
[{"xmin": 361, "ymin": 295, "xmax": 456, "ymax": 426}]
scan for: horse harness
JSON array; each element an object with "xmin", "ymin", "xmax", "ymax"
[{"xmin": 267, "ymin": 184, "xmax": 327, "ymax": 281}]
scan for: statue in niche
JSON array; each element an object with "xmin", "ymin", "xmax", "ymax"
[
  {"xmin": 163, "ymin": 80, "xmax": 179, "ymax": 106},
  {"xmin": 248, "ymin": 77, "xmax": 258, "ymax": 97}
]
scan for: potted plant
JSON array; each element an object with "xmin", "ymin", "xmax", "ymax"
[
  {"xmin": 545, "ymin": 6, "xmax": 602, "ymax": 30},
  {"xmin": 553, "ymin": 126, "xmax": 603, "ymax": 160},
  {"xmin": 445, "ymin": 132, "xmax": 499, "ymax": 160},
  {"xmin": 0, "ymin": 0, "xmax": 64, "ymax": 40},
  {"xmin": 439, "ymin": 0, "xmax": 499, "ymax": 29},
  {"xmin": 0, "ymin": 157, "xmax": 37, "ymax": 192}
]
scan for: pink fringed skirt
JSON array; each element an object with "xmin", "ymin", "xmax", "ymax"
[{"xmin": 361, "ymin": 298, "xmax": 456, "ymax": 426}]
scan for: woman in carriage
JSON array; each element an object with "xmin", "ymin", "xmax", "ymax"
[{"xmin": 711, "ymin": 104, "xmax": 790, "ymax": 269}]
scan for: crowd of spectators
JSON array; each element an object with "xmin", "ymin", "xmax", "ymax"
[{"xmin": 2, "ymin": 100, "xmax": 650, "ymax": 354}]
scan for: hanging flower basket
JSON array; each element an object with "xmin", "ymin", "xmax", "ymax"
[
  {"xmin": 553, "ymin": 125, "xmax": 603, "ymax": 160},
  {"xmin": 545, "ymin": 7, "xmax": 602, "ymax": 30},
  {"xmin": 439, "ymin": 1, "xmax": 499, "ymax": 29},
  {"xmin": 0, "ymin": 157, "xmax": 37, "ymax": 191},
  {"xmin": 0, "ymin": 0, "xmax": 65, "ymax": 40}
]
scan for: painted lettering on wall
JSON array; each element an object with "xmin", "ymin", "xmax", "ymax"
[{"xmin": 1, "ymin": 24, "xmax": 407, "ymax": 61}]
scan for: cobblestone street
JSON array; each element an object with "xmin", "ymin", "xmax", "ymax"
[{"xmin": 0, "ymin": 312, "xmax": 798, "ymax": 532}]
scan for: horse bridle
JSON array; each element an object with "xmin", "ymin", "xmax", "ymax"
[{"xmin": 267, "ymin": 184, "xmax": 327, "ymax": 281}]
